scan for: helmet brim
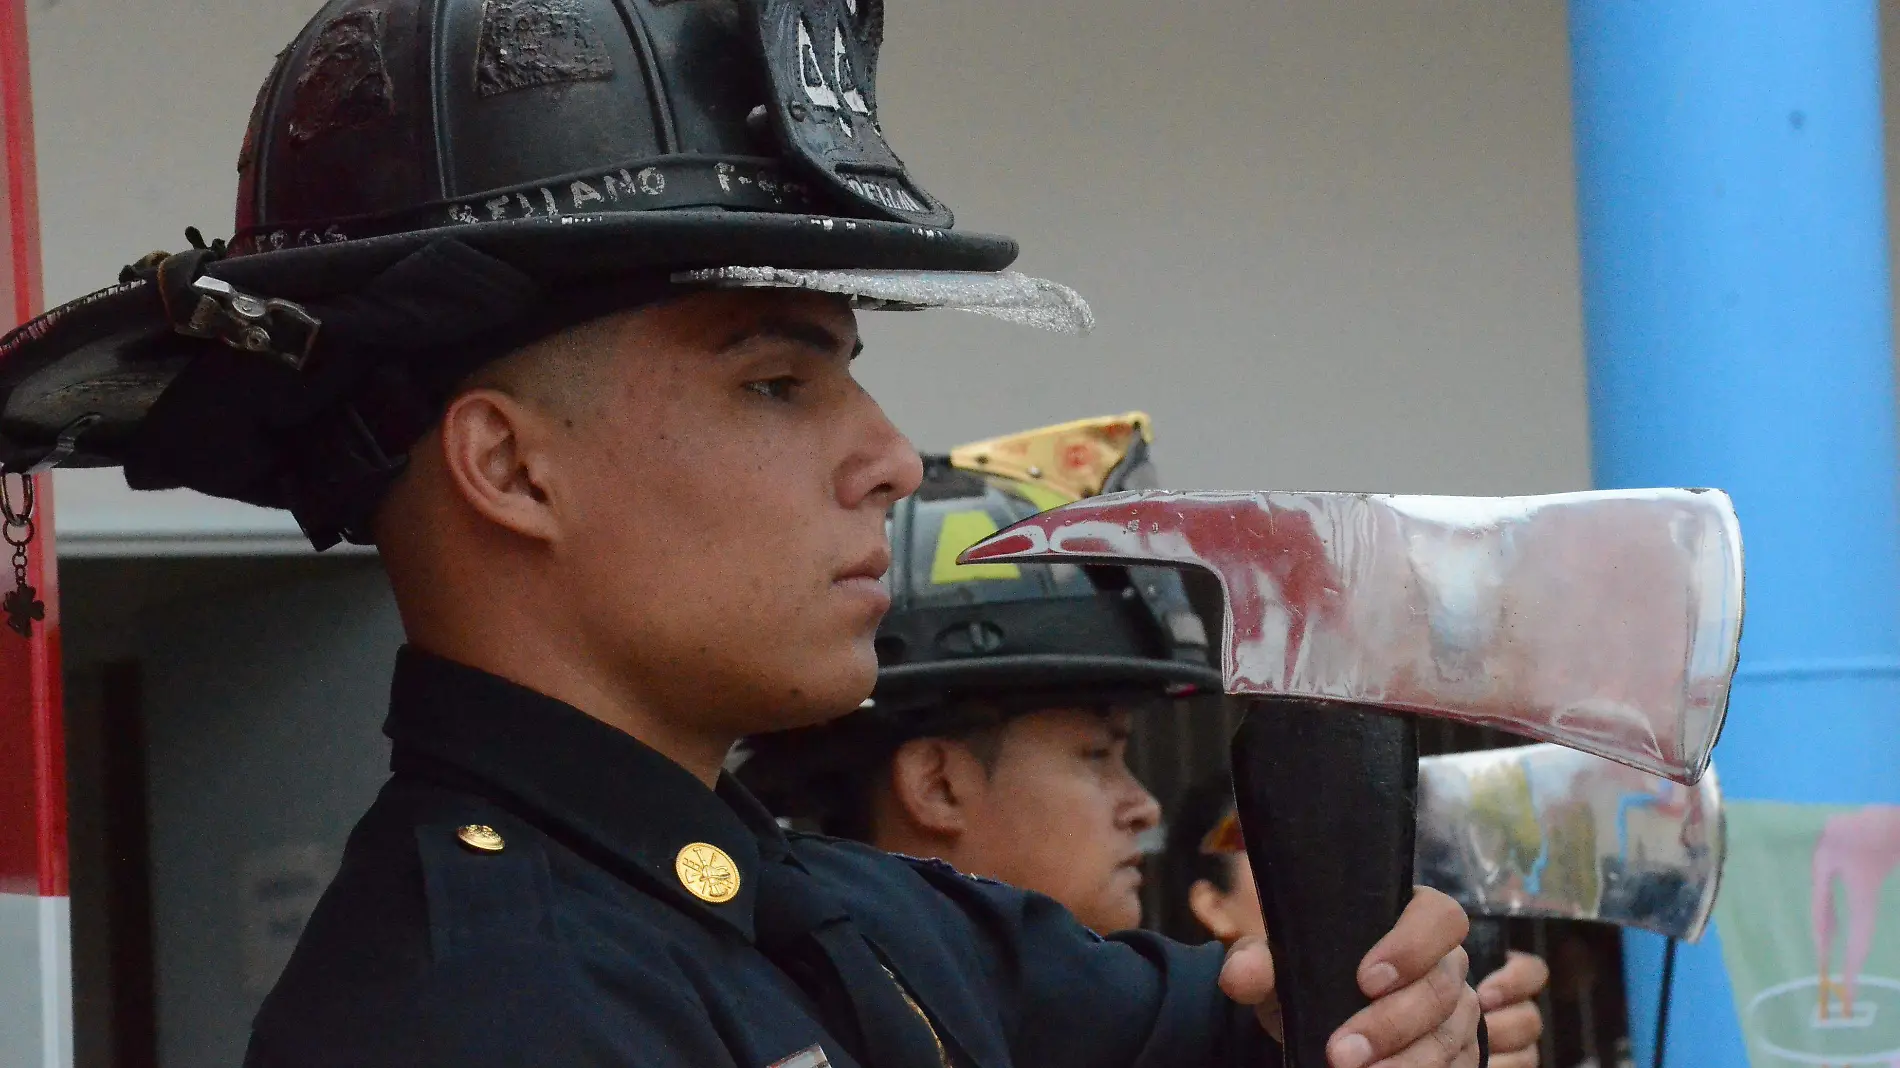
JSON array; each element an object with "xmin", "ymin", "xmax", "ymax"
[
  {"xmin": 737, "ymin": 655, "xmax": 1225, "ymax": 809},
  {"xmin": 216, "ymin": 211, "xmax": 1019, "ymax": 300},
  {"xmin": 872, "ymin": 654, "xmax": 1227, "ymax": 705},
  {"xmin": 0, "ymin": 212, "xmax": 1018, "ymax": 471}
]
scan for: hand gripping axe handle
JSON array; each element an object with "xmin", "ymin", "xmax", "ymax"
[
  {"xmin": 962, "ymin": 488, "xmax": 1743, "ymax": 1066},
  {"xmin": 1231, "ymin": 699, "xmax": 1418, "ymax": 1065},
  {"xmin": 1461, "ymin": 918, "xmax": 1511, "ymax": 992}
]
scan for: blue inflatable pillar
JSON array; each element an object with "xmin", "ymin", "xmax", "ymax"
[{"xmin": 1567, "ymin": 2, "xmax": 1900, "ymax": 1064}]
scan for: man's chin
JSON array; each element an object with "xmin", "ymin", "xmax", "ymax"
[
  {"xmin": 771, "ymin": 700, "xmax": 864, "ymax": 731},
  {"xmin": 770, "ymin": 665, "xmax": 877, "ymax": 730},
  {"xmin": 1066, "ymin": 876, "xmax": 1145, "ymax": 935},
  {"xmin": 713, "ymin": 641, "xmax": 877, "ymax": 735},
  {"xmin": 1086, "ymin": 895, "xmax": 1146, "ymax": 936}
]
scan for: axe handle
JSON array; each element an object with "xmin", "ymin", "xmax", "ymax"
[
  {"xmin": 1231, "ymin": 700, "xmax": 1418, "ymax": 1068},
  {"xmin": 1463, "ymin": 917, "xmax": 1510, "ymax": 989}
]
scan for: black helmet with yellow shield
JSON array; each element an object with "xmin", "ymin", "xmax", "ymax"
[{"xmin": 736, "ymin": 412, "xmax": 1222, "ymax": 832}]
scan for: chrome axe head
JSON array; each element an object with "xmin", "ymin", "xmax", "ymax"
[
  {"xmin": 1194, "ymin": 742, "xmax": 1724, "ymax": 942},
  {"xmin": 963, "ymin": 487, "xmax": 1742, "ymax": 1064},
  {"xmin": 960, "ymin": 488, "xmax": 1745, "ymax": 784},
  {"xmin": 1415, "ymin": 744, "xmax": 1725, "ymax": 942}
]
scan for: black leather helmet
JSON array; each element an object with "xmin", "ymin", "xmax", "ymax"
[
  {"xmin": 736, "ymin": 413, "xmax": 1223, "ymax": 824},
  {"xmin": 873, "ymin": 414, "xmax": 1220, "ymax": 704},
  {"xmin": 0, "ymin": 0, "xmax": 1034, "ymax": 548},
  {"xmin": 227, "ymin": 0, "xmax": 990, "ymax": 272}
]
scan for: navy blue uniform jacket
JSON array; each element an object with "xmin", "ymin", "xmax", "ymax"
[{"xmin": 243, "ymin": 649, "xmax": 1277, "ymax": 1067}]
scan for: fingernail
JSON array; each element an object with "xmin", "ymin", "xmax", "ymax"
[
  {"xmin": 1329, "ymin": 1032, "xmax": 1373, "ymax": 1068},
  {"xmin": 1363, "ymin": 961, "xmax": 1399, "ymax": 996},
  {"xmin": 1478, "ymin": 984, "xmax": 1502, "ymax": 1012}
]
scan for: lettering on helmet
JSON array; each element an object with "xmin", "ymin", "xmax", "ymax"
[
  {"xmin": 563, "ymin": 169, "xmax": 668, "ymax": 212},
  {"xmin": 796, "ymin": 19, "xmax": 842, "ymax": 112},
  {"xmin": 841, "ymin": 175, "xmax": 925, "ymax": 214},
  {"xmin": 759, "ymin": 0, "xmax": 951, "ymax": 226},
  {"xmin": 794, "ymin": 15, "xmax": 876, "ymax": 139},
  {"xmin": 831, "ymin": 26, "xmax": 870, "ymax": 117},
  {"xmin": 448, "ymin": 162, "xmax": 773, "ymax": 225},
  {"xmin": 603, "ymin": 167, "xmax": 661, "ymax": 202},
  {"xmin": 250, "ymin": 225, "xmax": 351, "ymax": 251},
  {"xmin": 571, "ymin": 180, "xmax": 605, "ymax": 208},
  {"xmin": 250, "ymin": 160, "xmax": 809, "ymax": 250}
]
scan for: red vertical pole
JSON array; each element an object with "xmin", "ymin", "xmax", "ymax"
[{"xmin": 0, "ymin": 0, "xmax": 69, "ymax": 1063}]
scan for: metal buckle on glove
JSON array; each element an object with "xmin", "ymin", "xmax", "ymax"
[{"xmin": 181, "ymin": 276, "xmax": 321, "ymax": 370}]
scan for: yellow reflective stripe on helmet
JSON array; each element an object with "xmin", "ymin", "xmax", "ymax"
[
  {"xmin": 997, "ymin": 477, "xmax": 1071, "ymax": 513},
  {"xmin": 930, "ymin": 510, "xmax": 1022, "ymax": 584}
]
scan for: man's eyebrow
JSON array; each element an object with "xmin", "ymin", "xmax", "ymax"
[{"xmin": 718, "ymin": 317, "xmax": 865, "ymax": 359}]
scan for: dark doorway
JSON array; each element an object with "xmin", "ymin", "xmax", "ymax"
[{"xmin": 67, "ymin": 660, "xmax": 157, "ymax": 1068}]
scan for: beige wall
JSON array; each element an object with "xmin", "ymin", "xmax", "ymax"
[
  {"xmin": 33, "ymin": 0, "xmax": 319, "ymax": 548},
  {"xmin": 865, "ymin": 1, "xmax": 1590, "ymax": 494},
  {"xmin": 31, "ymin": 0, "xmax": 1594, "ymax": 550}
]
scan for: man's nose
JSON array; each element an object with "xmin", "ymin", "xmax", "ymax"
[
  {"xmin": 838, "ymin": 392, "xmax": 924, "ymax": 510},
  {"xmin": 1121, "ymin": 781, "xmax": 1162, "ymax": 835}
]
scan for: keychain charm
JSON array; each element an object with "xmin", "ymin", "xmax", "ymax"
[{"xmin": 1, "ymin": 472, "xmax": 44, "ymax": 638}]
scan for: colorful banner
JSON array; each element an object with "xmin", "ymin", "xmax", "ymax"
[{"xmin": 1715, "ymin": 801, "xmax": 1900, "ymax": 1066}]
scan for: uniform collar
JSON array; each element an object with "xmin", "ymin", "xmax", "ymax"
[{"xmin": 383, "ymin": 646, "xmax": 790, "ymax": 941}]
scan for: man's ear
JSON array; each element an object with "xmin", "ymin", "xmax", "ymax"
[
  {"xmin": 1189, "ymin": 878, "xmax": 1246, "ymax": 945},
  {"xmin": 887, "ymin": 737, "xmax": 988, "ymax": 838},
  {"xmin": 437, "ymin": 387, "xmax": 562, "ymax": 543}
]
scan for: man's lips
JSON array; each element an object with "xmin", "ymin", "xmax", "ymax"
[
  {"xmin": 833, "ymin": 548, "xmax": 893, "ymax": 613},
  {"xmin": 834, "ymin": 546, "xmax": 892, "ymax": 585}
]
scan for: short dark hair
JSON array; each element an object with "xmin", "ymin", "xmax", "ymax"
[
  {"xmin": 735, "ymin": 697, "xmax": 1015, "ymax": 841},
  {"xmin": 1158, "ymin": 772, "xmax": 1242, "ymax": 941},
  {"xmin": 736, "ymin": 691, "xmax": 1141, "ymax": 841}
]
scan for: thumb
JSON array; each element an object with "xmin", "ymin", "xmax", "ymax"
[
  {"xmin": 1219, "ymin": 936, "xmax": 1284, "ymax": 1042},
  {"xmin": 1219, "ymin": 935, "xmax": 1277, "ymax": 1005}
]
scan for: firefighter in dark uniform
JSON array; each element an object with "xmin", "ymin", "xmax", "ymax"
[
  {"xmin": 738, "ymin": 413, "xmax": 1544, "ymax": 1061},
  {"xmin": 0, "ymin": 2, "xmax": 1487, "ymax": 1066}
]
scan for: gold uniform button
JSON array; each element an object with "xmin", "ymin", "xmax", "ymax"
[
  {"xmin": 675, "ymin": 842, "xmax": 741, "ymax": 903},
  {"xmin": 456, "ymin": 825, "xmax": 506, "ymax": 854}
]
